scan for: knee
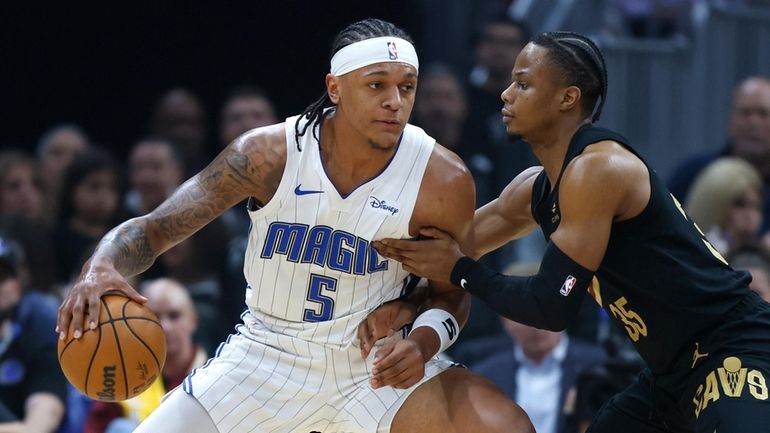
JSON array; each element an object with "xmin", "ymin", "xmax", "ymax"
[{"xmin": 476, "ymin": 400, "xmax": 535, "ymax": 433}]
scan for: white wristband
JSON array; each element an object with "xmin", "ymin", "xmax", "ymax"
[{"xmin": 409, "ymin": 308, "xmax": 460, "ymax": 358}]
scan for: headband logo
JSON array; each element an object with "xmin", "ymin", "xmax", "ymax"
[{"xmin": 387, "ymin": 41, "xmax": 398, "ymax": 60}]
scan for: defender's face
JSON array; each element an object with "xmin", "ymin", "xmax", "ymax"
[
  {"xmin": 500, "ymin": 43, "xmax": 563, "ymax": 139},
  {"xmin": 332, "ymin": 62, "xmax": 418, "ymax": 149}
]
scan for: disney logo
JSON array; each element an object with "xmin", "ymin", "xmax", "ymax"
[{"xmin": 369, "ymin": 196, "xmax": 399, "ymax": 215}]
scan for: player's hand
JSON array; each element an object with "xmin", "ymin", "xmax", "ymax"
[
  {"xmin": 357, "ymin": 300, "xmax": 418, "ymax": 359},
  {"xmin": 369, "ymin": 339, "xmax": 425, "ymax": 390},
  {"xmin": 373, "ymin": 227, "xmax": 463, "ymax": 283},
  {"xmin": 56, "ymin": 258, "xmax": 147, "ymax": 340}
]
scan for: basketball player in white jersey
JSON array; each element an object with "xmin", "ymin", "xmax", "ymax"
[{"xmin": 56, "ymin": 18, "xmax": 534, "ymax": 433}]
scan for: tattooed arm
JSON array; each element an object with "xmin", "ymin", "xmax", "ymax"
[{"xmin": 56, "ymin": 124, "xmax": 287, "ymax": 339}]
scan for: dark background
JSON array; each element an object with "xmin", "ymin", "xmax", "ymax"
[{"xmin": 2, "ymin": 1, "xmax": 420, "ymax": 158}]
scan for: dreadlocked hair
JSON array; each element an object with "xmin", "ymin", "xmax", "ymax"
[
  {"xmin": 533, "ymin": 31, "xmax": 608, "ymax": 122},
  {"xmin": 294, "ymin": 18, "xmax": 414, "ymax": 150}
]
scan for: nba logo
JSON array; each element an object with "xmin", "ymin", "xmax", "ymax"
[
  {"xmin": 560, "ymin": 275, "xmax": 577, "ymax": 296},
  {"xmin": 387, "ymin": 41, "xmax": 398, "ymax": 60}
]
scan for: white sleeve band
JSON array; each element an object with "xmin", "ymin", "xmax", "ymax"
[{"xmin": 408, "ymin": 308, "xmax": 459, "ymax": 358}]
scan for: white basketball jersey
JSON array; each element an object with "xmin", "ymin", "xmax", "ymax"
[{"xmin": 242, "ymin": 113, "xmax": 435, "ymax": 349}]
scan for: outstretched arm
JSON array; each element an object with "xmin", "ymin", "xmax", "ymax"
[
  {"xmin": 378, "ymin": 142, "xmax": 649, "ymax": 331},
  {"xmin": 56, "ymin": 125, "xmax": 287, "ymax": 339},
  {"xmin": 374, "ymin": 166, "xmax": 541, "ymax": 282}
]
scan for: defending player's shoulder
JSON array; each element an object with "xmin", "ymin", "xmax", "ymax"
[
  {"xmin": 227, "ymin": 122, "xmax": 288, "ymax": 204},
  {"xmin": 561, "ymin": 139, "xmax": 650, "ymax": 221}
]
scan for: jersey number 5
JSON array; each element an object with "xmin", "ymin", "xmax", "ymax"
[{"xmin": 304, "ymin": 274, "xmax": 337, "ymax": 322}]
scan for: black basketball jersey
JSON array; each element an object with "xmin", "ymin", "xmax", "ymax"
[{"xmin": 531, "ymin": 125, "xmax": 752, "ymax": 373}]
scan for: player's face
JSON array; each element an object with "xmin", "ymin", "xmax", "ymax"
[
  {"xmin": 500, "ymin": 43, "xmax": 565, "ymax": 140},
  {"xmin": 334, "ymin": 62, "xmax": 418, "ymax": 150}
]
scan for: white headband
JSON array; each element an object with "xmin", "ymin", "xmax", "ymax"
[{"xmin": 330, "ymin": 36, "xmax": 419, "ymax": 76}]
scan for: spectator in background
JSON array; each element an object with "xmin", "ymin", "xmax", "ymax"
[
  {"xmin": 54, "ymin": 149, "xmax": 123, "ymax": 283},
  {"xmin": 154, "ymin": 221, "xmax": 229, "ymax": 353},
  {"xmin": 729, "ymin": 244, "xmax": 770, "ymax": 303},
  {"xmin": 124, "ymin": 139, "xmax": 185, "ymax": 217},
  {"xmin": 0, "ymin": 216, "xmax": 59, "ymax": 297},
  {"xmin": 217, "ymin": 86, "xmax": 279, "ymax": 239},
  {"xmin": 685, "ymin": 157, "xmax": 763, "ymax": 257},
  {"xmin": 35, "ymin": 124, "xmax": 90, "ymax": 218},
  {"xmin": 150, "ymin": 88, "xmax": 209, "ymax": 174},
  {"xmin": 85, "ymin": 278, "xmax": 207, "ymax": 433},
  {"xmin": 669, "ymin": 76, "xmax": 770, "ymax": 229},
  {"xmin": 217, "ymin": 86, "xmax": 280, "ymax": 323},
  {"xmin": 467, "ymin": 14, "xmax": 530, "ymax": 132},
  {"xmin": 124, "ymin": 136, "xmax": 228, "ymax": 348},
  {"xmin": 0, "ymin": 151, "xmax": 45, "ymax": 225},
  {"xmin": 0, "ymin": 236, "xmax": 67, "ymax": 433},
  {"xmin": 610, "ymin": 0, "xmax": 692, "ymax": 38},
  {"xmin": 466, "ymin": 15, "xmax": 544, "ymax": 267},
  {"xmin": 219, "ymin": 86, "xmax": 278, "ymax": 148},
  {"xmin": 412, "ymin": 64, "xmax": 510, "ymax": 345},
  {"xmin": 412, "ymin": 64, "xmax": 496, "ymax": 206}
]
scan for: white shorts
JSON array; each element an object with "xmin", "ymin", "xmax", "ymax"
[{"xmin": 181, "ymin": 311, "xmax": 454, "ymax": 433}]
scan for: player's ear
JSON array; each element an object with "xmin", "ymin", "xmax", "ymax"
[
  {"xmin": 326, "ymin": 73, "xmax": 341, "ymax": 104},
  {"xmin": 559, "ymin": 85, "xmax": 581, "ymax": 112}
]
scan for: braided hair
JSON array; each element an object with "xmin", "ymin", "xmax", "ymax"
[
  {"xmin": 294, "ymin": 18, "xmax": 414, "ymax": 150},
  {"xmin": 533, "ymin": 32, "xmax": 608, "ymax": 122}
]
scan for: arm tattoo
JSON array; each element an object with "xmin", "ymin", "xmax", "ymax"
[
  {"xmin": 95, "ymin": 221, "xmax": 157, "ymax": 277},
  {"xmin": 90, "ymin": 131, "xmax": 286, "ymax": 277},
  {"xmin": 151, "ymin": 136, "xmax": 283, "ymax": 244}
]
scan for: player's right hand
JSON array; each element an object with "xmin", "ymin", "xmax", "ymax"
[
  {"xmin": 369, "ymin": 338, "xmax": 425, "ymax": 389},
  {"xmin": 56, "ymin": 258, "xmax": 147, "ymax": 340},
  {"xmin": 357, "ymin": 300, "xmax": 417, "ymax": 359}
]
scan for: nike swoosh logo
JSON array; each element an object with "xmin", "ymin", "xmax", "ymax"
[
  {"xmin": 294, "ymin": 185, "xmax": 325, "ymax": 196},
  {"xmin": 460, "ymin": 278, "xmax": 468, "ymax": 289}
]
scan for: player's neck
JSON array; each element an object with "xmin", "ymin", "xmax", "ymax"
[
  {"xmin": 320, "ymin": 115, "xmax": 398, "ymax": 195},
  {"xmin": 528, "ymin": 119, "xmax": 590, "ymax": 188}
]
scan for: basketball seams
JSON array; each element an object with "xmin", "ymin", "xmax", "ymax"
[
  {"xmin": 82, "ymin": 319, "xmax": 103, "ymax": 397},
  {"xmin": 103, "ymin": 297, "xmax": 130, "ymax": 400},
  {"xmin": 123, "ymin": 317, "xmax": 163, "ymax": 371}
]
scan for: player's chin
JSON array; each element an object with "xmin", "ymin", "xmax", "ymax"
[
  {"xmin": 368, "ymin": 134, "xmax": 400, "ymax": 151},
  {"xmin": 504, "ymin": 123, "xmax": 521, "ymax": 137}
]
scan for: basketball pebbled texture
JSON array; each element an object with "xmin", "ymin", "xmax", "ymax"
[{"xmin": 57, "ymin": 294, "xmax": 166, "ymax": 401}]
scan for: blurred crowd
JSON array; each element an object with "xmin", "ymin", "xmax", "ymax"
[{"xmin": 2, "ymin": 3, "xmax": 770, "ymax": 433}]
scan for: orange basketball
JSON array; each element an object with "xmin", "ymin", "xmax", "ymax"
[{"xmin": 57, "ymin": 294, "xmax": 166, "ymax": 401}]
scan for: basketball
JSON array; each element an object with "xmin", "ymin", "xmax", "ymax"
[{"xmin": 57, "ymin": 294, "xmax": 166, "ymax": 401}]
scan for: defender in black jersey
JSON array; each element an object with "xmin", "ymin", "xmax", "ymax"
[{"xmin": 372, "ymin": 31, "xmax": 770, "ymax": 432}]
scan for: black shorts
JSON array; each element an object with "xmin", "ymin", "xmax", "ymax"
[{"xmin": 588, "ymin": 293, "xmax": 770, "ymax": 433}]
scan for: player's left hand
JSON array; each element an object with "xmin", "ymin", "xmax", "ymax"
[
  {"xmin": 373, "ymin": 227, "xmax": 463, "ymax": 283},
  {"xmin": 357, "ymin": 300, "xmax": 417, "ymax": 359},
  {"xmin": 369, "ymin": 339, "xmax": 425, "ymax": 390}
]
